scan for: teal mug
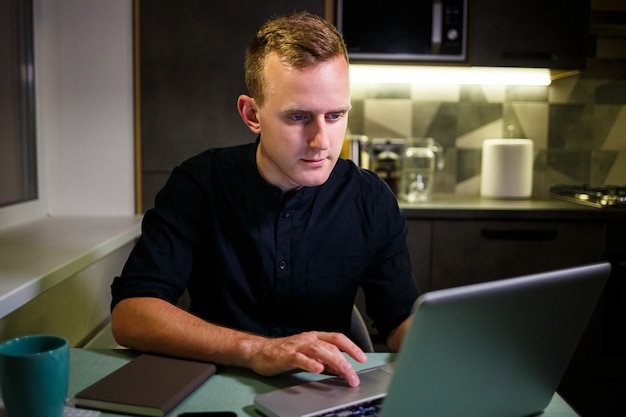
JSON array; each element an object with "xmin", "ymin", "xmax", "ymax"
[{"xmin": 0, "ymin": 334, "xmax": 69, "ymax": 417}]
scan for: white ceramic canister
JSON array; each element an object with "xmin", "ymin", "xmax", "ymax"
[{"xmin": 480, "ymin": 138, "xmax": 534, "ymax": 199}]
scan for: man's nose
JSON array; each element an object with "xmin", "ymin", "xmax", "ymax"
[{"xmin": 308, "ymin": 117, "xmax": 329, "ymax": 149}]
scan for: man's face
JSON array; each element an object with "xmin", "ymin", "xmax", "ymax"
[{"xmin": 253, "ymin": 53, "xmax": 351, "ymax": 193}]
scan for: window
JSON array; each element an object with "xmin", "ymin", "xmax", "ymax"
[{"xmin": 0, "ymin": 0, "xmax": 37, "ymax": 208}]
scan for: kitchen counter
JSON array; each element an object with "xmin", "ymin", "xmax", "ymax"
[{"xmin": 400, "ymin": 193, "xmax": 626, "ymax": 220}]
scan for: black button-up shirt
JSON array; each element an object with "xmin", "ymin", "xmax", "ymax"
[{"xmin": 111, "ymin": 140, "xmax": 419, "ymax": 341}]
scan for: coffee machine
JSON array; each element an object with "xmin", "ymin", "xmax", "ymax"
[
  {"xmin": 368, "ymin": 138, "xmax": 405, "ymax": 195},
  {"xmin": 367, "ymin": 137, "xmax": 444, "ymax": 202}
]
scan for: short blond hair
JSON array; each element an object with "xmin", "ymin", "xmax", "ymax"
[{"xmin": 244, "ymin": 11, "xmax": 349, "ymax": 106}]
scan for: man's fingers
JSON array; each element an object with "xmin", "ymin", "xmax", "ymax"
[
  {"xmin": 316, "ymin": 332, "xmax": 368, "ymax": 363},
  {"xmin": 298, "ymin": 334, "xmax": 362, "ymax": 387},
  {"xmin": 252, "ymin": 331, "xmax": 367, "ymax": 387}
]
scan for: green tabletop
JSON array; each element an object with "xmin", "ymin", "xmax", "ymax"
[{"xmin": 68, "ymin": 349, "xmax": 579, "ymax": 417}]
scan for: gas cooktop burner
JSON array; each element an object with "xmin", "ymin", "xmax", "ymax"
[{"xmin": 549, "ymin": 184, "xmax": 626, "ymax": 208}]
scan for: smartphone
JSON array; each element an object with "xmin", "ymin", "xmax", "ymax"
[{"xmin": 178, "ymin": 413, "xmax": 237, "ymax": 417}]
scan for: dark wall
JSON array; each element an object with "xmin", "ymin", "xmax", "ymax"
[{"xmin": 139, "ymin": 0, "xmax": 323, "ymax": 211}]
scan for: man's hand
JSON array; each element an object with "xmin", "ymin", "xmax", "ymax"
[{"xmin": 247, "ymin": 331, "xmax": 368, "ymax": 387}]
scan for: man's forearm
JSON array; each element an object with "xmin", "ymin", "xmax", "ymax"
[
  {"xmin": 111, "ymin": 297, "xmax": 261, "ymax": 368},
  {"xmin": 111, "ymin": 296, "xmax": 367, "ymax": 386},
  {"xmin": 386, "ymin": 315, "xmax": 413, "ymax": 352}
]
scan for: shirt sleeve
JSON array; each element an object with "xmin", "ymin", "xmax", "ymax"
[
  {"xmin": 361, "ymin": 179, "xmax": 419, "ymax": 342},
  {"xmin": 110, "ymin": 161, "xmax": 212, "ymax": 310}
]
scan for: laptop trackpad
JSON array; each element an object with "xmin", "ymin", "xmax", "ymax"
[{"xmin": 254, "ymin": 367, "xmax": 393, "ymax": 417}]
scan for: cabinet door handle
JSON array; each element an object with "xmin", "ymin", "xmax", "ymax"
[
  {"xmin": 481, "ymin": 229, "xmax": 558, "ymax": 241},
  {"xmin": 431, "ymin": 0, "xmax": 443, "ymax": 54}
]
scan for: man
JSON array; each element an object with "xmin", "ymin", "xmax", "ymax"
[{"xmin": 111, "ymin": 11, "xmax": 418, "ymax": 388}]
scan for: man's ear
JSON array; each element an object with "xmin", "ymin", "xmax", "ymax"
[{"xmin": 237, "ymin": 95, "xmax": 261, "ymax": 134}]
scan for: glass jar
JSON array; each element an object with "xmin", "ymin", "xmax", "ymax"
[{"xmin": 399, "ymin": 138, "xmax": 444, "ymax": 203}]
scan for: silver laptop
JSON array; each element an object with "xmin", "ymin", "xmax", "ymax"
[{"xmin": 254, "ymin": 262, "xmax": 610, "ymax": 417}]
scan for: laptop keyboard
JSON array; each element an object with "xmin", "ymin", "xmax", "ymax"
[{"xmin": 312, "ymin": 397, "xmax": 384, "ymax": 417}]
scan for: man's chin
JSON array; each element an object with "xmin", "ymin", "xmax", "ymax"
[{"xmin": 293, "ymin": 160, "xmax": 337, "ymax": 188}]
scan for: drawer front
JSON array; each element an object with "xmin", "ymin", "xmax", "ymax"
[{"xmin": 430, "ymin": 220, "xmax": 605, "ymax": 290}]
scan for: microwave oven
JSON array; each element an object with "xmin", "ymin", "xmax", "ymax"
[{"xmin": 333, "ymin": 0, "xmax": 467, "ymax": 62}]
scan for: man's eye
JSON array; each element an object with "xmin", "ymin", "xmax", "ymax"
[
  {"xmin": 290, "ymin": 114, "xmax": 309, "ymax": 122},
  {"xmin": 326, "ymin": 112, "xmax": 344, "ymax": 121}
]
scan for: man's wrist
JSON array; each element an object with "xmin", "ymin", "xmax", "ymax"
[{"xmin": 232, "ymin": 332, "xmax": 265, "ymax": 369}]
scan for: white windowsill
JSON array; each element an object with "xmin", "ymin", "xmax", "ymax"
[{"xmin": 0, "ymin": 215, "xmax": 142, "ymax": 319}]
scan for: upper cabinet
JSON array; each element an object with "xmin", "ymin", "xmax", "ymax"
[
  {"xmin": 468, "ymin": 0, "xmax": 590, "ymax": 69},
  {"xmin": 330, "ymin": 0, "xmax": 591, "ymax": 69},
  {"xmin": 587, "ymin": 0, "xmax": 626, "ymax": 75}
]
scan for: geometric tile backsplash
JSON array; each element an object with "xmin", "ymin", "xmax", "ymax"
[{"xmin": 347, "ymin": 73, "xmax": 626, "ymax": 198}]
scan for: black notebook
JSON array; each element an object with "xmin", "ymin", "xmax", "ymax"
[{"xmin": 74, "ymin": 353, "xmax": 217, "ymax": 417}]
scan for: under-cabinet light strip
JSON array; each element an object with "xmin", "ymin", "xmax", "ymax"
[{"xmin": 350, "ymin": 65, "xmax": 552, "ymax": 86}]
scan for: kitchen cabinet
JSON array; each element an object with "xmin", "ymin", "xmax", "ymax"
[
  {"xmin": 409, "ymin": 219, "xmax": 605, "ymax": 291},
  {"xmin": 404, "ymin": 220, "xmax": 432, "ymax": 293},
  {"xmin": 330, "ymin": 0, "xmax": 590, "ymax": 68},
  {"xmin": 468, "ymin": 0, "xmax": 590, "ymax": 69}
]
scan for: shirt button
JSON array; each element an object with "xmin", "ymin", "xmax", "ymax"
[{"xmin": 279, "ymin": 260, "xmax": 287, "ymax": 270}]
